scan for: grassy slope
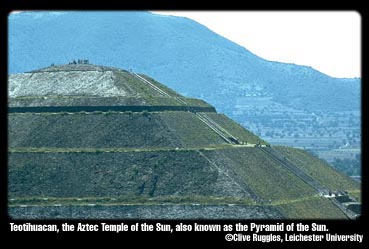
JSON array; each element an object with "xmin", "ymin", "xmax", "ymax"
[
  {"xmin": 275, "ymin": 197, "xmax": 346, "ymax": 219},
  {"xmin": 8, "ymin": 151, "xmax": 219, "ymax": 198},
  {"xmin": 205, "ymin": 113, "xmax": 268, "ymax": 145},
  {"xmin": 8, "ymin": 112, "xmax": 228, "ymax": 148},
  {"xmin": 113, "ymin": 70, "xmax": 161, "ymax": 98},
  {"xmin": 274, "ymin": 146, "xmax": 360, "ymax": 193},
  {"xmin": 203, "ymin": 147, "xmax": 348, "ymax": 218},
  {"xmin": 158, "ymin": 112, "xmax": 223, "ymax": 146},
  {"xmin": 204, "ymin": 147, "xmax": 316, "ymax": 202},
  {"xmin": 111, "ymin": 71, "xmax": 211, "ymax": 107},
  {"xmin": 9, "ymin": 110, "xmax": 268, "ymax": 149},
  {"xmin": 8, "ymin": 81, "xmax": 356, "ymax": 219},
  {"xmin": 9, "ymin": 112, "xmax": 178, "ymax": 148},
  {"xmin": 9, "ymin": 146, "xmax": 350, "ymax": 218},
  {"xmin": 140, "ymin": 74, "xmax": 183, "ymax": 97},
  {"xmin": 350, "ymin": 192, "xmax": 361, "ymax": 202}
]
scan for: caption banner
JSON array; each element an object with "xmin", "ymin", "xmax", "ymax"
[{"xmin": 9, "ymin": 222, "xmax": 364, "ymax": 243}]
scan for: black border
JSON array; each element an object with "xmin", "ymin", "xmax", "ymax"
[{"xmin": 1, "ymin": 2, "xmax": 368, "ymax": 247}]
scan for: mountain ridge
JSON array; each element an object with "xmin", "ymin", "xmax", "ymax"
[{"xmin": 8, "ymin": 11, "xmax": 359, "ymax": 112}]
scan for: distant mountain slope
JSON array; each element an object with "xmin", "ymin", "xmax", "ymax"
[{"xmin": 8, "ymin": 11, "xmax": 360, "ymax": 113}]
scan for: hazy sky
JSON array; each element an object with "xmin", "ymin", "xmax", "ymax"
[{"xmin": 153, "ymin": 11, "xmax": 361, "ymax": 78}]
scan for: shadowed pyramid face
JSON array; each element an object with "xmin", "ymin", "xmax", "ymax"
[{"xmin": 7, "ymin": 64, "xmax": 360, "ymax": 219}]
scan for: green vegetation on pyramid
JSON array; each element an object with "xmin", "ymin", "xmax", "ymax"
[
  {"xmin": 274, "ymin": 146, "xmax": 359, "ymax": 192},
  {"xmin": 8, "ymin": 64, "xmax": 360, "ymax": 219}
]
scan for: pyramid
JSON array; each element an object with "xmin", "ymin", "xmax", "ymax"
[{"xmin": 8, "ymin": 63, "xmax": 360, "ymax": 219}]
